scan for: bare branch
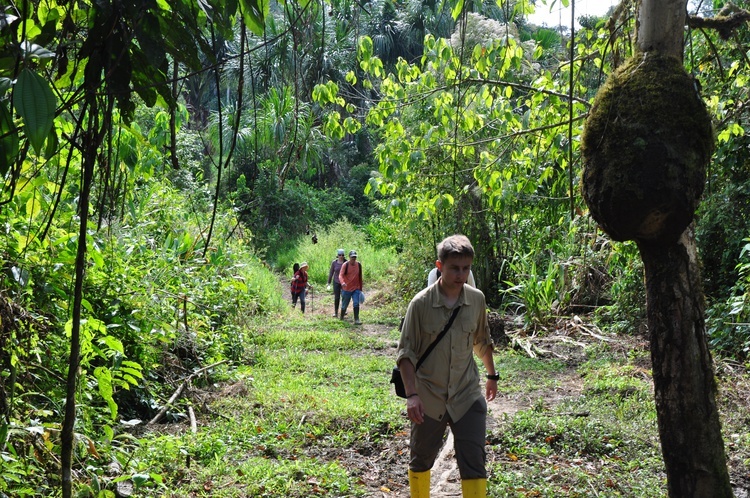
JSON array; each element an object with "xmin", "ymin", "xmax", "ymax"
[{"xmin": 688, "ymin": 6, "xmax": 750, "ymax": 40}]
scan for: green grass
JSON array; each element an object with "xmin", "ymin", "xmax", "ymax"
[
  {"xmin": 487, "ymin": 346, "xmax": 664, "ymax": 497},
  {"xmin": 494, "ymin": 351, "xmax": 568, "ymax": 395},
  {"xmin": 122, "ymin": 303, "xmax": 750, "ymax": 498},
  {"xmin": 127, "ymin": 311, "xmax": 404, "ymax": 497}
]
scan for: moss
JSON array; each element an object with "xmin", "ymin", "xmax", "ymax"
[{"xmin": 581, "ymin": 52, "xmax": 714, "ymax": 245}]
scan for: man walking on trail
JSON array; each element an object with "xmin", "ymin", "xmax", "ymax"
[
  {"xmin": 396, "ymin": 234, "xmax": 497, "ymax": 498},
  {"xmin": 339, "ymin": 250, "xmax": 363, "ymax": 324}
]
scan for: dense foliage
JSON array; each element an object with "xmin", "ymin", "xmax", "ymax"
[{"xmin": 1, "ymin": 0, "xmax": 750, "ymax": 494}]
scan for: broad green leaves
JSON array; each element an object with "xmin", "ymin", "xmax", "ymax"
[
  {"xmin": 66, "ymin": 317, "xmax": 144, "ymax": 420},
  {"xmin": 240, "ymin": 0, "xmax": 270, "ymax": 36},
  {"xmin": 313, "ymin": 82, "xmax": 361, "ymax": 139},
  {"xmin": 318, "ymin": 19, "xmax": 605, "ymax": 256},
  {"xmin": 358, "ymin": 36, "xmax": 384, "ymax": 77},
  {"xmin": 12, "ymin": 68, "xmax": 56, "ymax": 155}
]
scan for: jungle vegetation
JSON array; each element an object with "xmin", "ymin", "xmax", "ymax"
[{"xmin": 1, "ymin": 0, "xmax": 750, "ymax": 495}]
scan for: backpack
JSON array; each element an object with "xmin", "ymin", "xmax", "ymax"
[{"xmin": 343, "ymin": 261, "xmax": 363, "ymax": 280}]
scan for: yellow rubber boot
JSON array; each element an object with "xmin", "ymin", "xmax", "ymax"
[
  {"xmin": 408, "ymin": 469, "xmax": 430, "ymax": 497},
  {"xmin": 461, "ymin": 478, "xmax": 487, "ymax": 497}
]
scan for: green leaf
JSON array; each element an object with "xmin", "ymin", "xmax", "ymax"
[
  {"xmin": 20, "ymin": 42, "xmax": 56, "ymax": 60},
  {"xmin": 358, "ymin": 36, "xmax": 374, "ymax": 62},
  {"xmin": 13, "ymin": 68, "xmax": 56, "ymax": 154},
  {"xmin": 25, "ymin": 197, "xmax": 41, "ymax": 219},
  {"xmin": 451, "ymin": 0, "xmax": 464, "ymax": 21},
  {"xmin": 43, "ymin": 126, "xmax": 58, "ymax": 158},
  {"xmin": 342, "ymin": 116, "xmax": 361, "ymax": 134},
  {"xmin": 81, "ymin": 298, "xmax": 94, "ymax": 313},
  {"xmin": 134, "ymin": 13, "xmax": 167, "ymax": 68},
  {"xmin": 100, "ymin": 335, "xmax": 125, "ymax": 354},
  {"xmin": 0, "ymin": 77, "xmax": 11, "ymax": 93},
  {"xmin": 239, "ymin": 0, "xmax": 269, "ymax": 36},
  {"xmin": 89, "ymin": 245, "xmax": 105, "ymax": 268},
  {"xmin": 94, "ymin": 367, "xmax": 117, "ymax": 419}
]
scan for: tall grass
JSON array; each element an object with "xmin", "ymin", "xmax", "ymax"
[{"xmin": 275, "ymin": 219, "xmax": 399, "ymax": 288}]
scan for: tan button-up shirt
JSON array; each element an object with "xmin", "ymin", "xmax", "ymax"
[{"xmin": 396, "ymin": 282, "xmax": 493, "ymax": 422}]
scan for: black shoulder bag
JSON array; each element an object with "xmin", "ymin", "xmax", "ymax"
[{"xmin": 390, "ymin": 306, "xmax": 461, "ymax": 398}]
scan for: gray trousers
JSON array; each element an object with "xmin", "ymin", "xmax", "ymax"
[{"xmin": 409, "ymin": 398, "xmax": 487, "ymax": 479}]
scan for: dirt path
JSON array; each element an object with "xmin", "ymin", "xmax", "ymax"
[
  {"xmin": 343, "ymin": 317, "xmax": 583, "ymax": 497},
  {"xmin": 283, "ymin": 278, "xmax": 583, "ymax": 497},
  {"xmin": 273, "ymin": 276, "xmax": 750, "ymax": 498}
]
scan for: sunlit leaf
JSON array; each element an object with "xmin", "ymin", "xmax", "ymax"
[
  {"xmin": 100, "ymin": 335, "xmax": 125, "ymax": 354},
  {"xmin": 13, "ymin": 69, "xmax": 56, "ymax": 154},
  {"xmin": 451, "ymin": 0, "xmax": 464, "ymax": 20},
  {"xmin": 95, "ymin": 366, "xmax": 117, "ymax": 419},
  {"xmin": 20, "ymin": 41, "xmax": 56, "ymax": 60},
  {"xmin": 239, "ymin": 0, "xmax": 269, "ymax": 36}
]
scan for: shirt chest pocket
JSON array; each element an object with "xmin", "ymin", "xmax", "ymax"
[
  {"xmin": 453, "ymin": 318, "xmax": 475, "ymax": 358},
  {"xmin": 422, "ymin": 311, "xmax": 473, "ymax": 354}
]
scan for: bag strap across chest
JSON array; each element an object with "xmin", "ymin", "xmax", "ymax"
[{"xmin": 415, "ymin": 306, "xmax": 461, "ymax": 371}]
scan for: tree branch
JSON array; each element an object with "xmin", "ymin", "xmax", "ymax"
[
  {"xmin": 147, "ymin": 360, "xmax": 228, "ymax": 425},
  {"xmin": 688, "ymin": 6, "xmax": 750, "ymax": 40}
]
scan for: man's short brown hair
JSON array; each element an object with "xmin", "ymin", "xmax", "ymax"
[{"xmin": 437, "ymin": 234, "xmax": 475, "ymax": 262}]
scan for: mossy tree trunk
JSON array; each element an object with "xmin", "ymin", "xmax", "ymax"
[
  {"xmin": 636, "ymin": 2, "xmax": 731, "ymax": 496},
  {"xmin": 638, "ymin": 233, "xmax": 732, "ymax": 497},
  {"xmin": 581, "ymin": 0, "xmax": 733, "ymax": 496}
]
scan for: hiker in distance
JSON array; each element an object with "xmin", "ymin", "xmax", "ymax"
[
  {"xmin": 290, "ymin": 262, "xmax": 313, "ymax": 313},
  {"xmin": 290, "ymin": 263, "xmax": 301, "ymax": 308},
  {"xmin": 397, "ymin": 234, "xmax": 497, "ymax": 498},
  {"xmin": 427, "ymin": 265, "xmax": 476, "ymax": 287},
  {"xmin": 339, "ymin": 250, "xmax": 363, "ymax": 325},
  {"xmin": 327, "ymin": 249, "xmax": 347, "ymax": 318}
]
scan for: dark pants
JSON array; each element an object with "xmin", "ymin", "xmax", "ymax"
[
  {"xmin": 409, "ymin": 398, "xmax": 487, "ymax": 479},
  {"xmin": 333, "ymin": 282, "xmax": 342, "ymax": 313},
  {"xmin": 292, "ymin": 290, "xmax": 306, "ymax": 312}
]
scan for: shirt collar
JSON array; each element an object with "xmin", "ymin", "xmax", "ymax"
[{"xmin": 429, "ymin": 283, "xmax": 468, "ymax": 308}]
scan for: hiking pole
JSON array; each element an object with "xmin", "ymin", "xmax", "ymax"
[{"xmin": 311, "ymin": 286, "xmax": 314, "ymax": 312}]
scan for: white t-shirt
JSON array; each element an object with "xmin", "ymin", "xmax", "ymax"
[{"xmin": 427, "ymin": 267, "xmax": 476, "ymax": 288}]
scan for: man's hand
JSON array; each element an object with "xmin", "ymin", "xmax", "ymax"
[
  {"xmin": 406, "ymin": 395, "xmax": 425, "ymax": 424},
  {"xmin": 326, "ymin": 284, "xmax": 331, "ymax": 291},
  {"xmin": 485, "ymin": 379, "xmax": 498, "ymax": 402}
]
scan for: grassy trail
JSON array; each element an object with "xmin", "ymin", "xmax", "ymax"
[{"xmin": 134, "ymin": 278, "xmax": 750, "ymax": 497}]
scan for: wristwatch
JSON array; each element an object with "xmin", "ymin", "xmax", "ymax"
[{"xmin": 486, "ymin": 373, "xmax": 500, "ymax": 381}]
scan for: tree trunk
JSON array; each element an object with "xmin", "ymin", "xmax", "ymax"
[
  {"xmin": 632, "ymin": 1, "xmax": 732, "ymax": 496},
  {"xmin": 637, "ymin": 0, "xmax": 688, "ymax": 55},
  {"xmin": 169, "ymin": 59, "xmax": 180, "ymax": 170},
  {"xmin": 61, "ymin": 114, "xmax": 98, "ymax": 498},
  {"xmin": 638, "ymin": 228, "xmax": 732, "ymax": 497}
]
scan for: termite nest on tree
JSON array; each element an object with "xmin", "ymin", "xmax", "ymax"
[{"xmin": 581, "ymin": 52, "xmax": 714, "ymax": 246}]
